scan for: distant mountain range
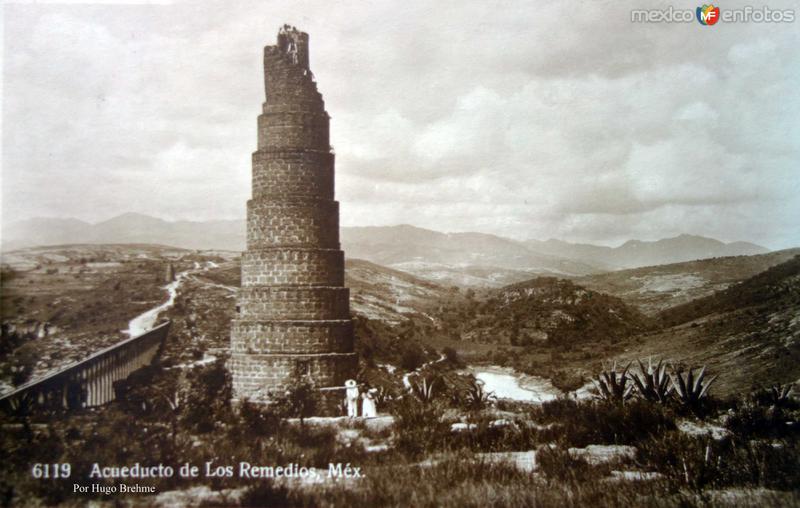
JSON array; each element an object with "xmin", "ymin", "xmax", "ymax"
[
  {"xmin": 1, "ymin": 214, "xmax": 244, "ymax": 253},
  {"xmin": 526, "ymin": 236, "xmax": 768, "ymax": 271},
  {"xmin": 2, "ymin": 213, "xmax": 769, "ymax": 275}
]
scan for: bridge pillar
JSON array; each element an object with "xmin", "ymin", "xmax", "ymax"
[
  {"xmin": 88, "ymin": 364, "xmax": 95, "ymax": 407},
  {"xmin": 100, "ymin": 359, "xmax": 107, "ymax": 405},
  {"xmin": 105, "ymin": 358, "xmax": 111, "ymax": 403}
]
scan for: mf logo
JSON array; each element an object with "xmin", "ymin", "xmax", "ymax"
[{"xmin": 697, "ymin": 4, "xmax": 721, "ymax": 25}]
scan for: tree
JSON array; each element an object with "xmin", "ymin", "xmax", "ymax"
[
  {"xmin": 272, "ymin": 376, "xmax": 319, "ymax": 430},
  {"xmin": 399, "ymin": 343, "xmax": 425, "ymax": 371},
  {"xmin": 442, "ymin": 346, "xmax": 463, "ymax": 367},
  {"xmin": 180, "ymin": 358, "xmax": 233, "ymax": 433},
  {"xmin": 8, "ymin": 343, "xmax": 38, "ymax": 386}
]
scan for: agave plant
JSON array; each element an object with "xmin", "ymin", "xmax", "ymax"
[
  {"xmin": 592, "ymin": 362, "xmax": 634, "ymax": 404},
  {"xmin": 671, "ymin": 365, "xmax": 716, "ymax": 410},
  {"xmin": 372, "ymin": 385, "xmax": 394, "ymax": 406},
  {"xmin": 6, "ymin": 390, "xmax": 35, "ymax": 417},
  {"xmin": 630, "ymin": 357, "xmax": 673, "ymax": 404},
  {"xmin": 409, "ymin": 375, "xmax": 439, "ymax": 404},
  {"xmin": 461, "ymin": 378, "xmax": 496, "ymax": 411},
  {"xmin": 769, "ymin": 384, "xmax": 793, "ymax": 404},
  {"xmin": 754, "ymin": 383, "xmax": 795, "ymax": 408}
]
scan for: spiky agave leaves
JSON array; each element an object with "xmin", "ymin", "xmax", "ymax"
[
  {"xmin": 593, "ymin": 361, "xmax": 634, "ymax": 404},
  {"xmin": 6, "ymin": 390, "xmax": 35, "ymax": 417},
  {"xmin": 409, "ymin": 375, "xmax": 439, "ymax": 404},
  {"xmin": 630, "ymin": 357, "xmax": 673, "ymax": 404},
  {"xmin": 671, "ymin": 365, "xmax": 717, "ymax": 410},
  {"xmin": 462, "ymin": 378, "xmax": 495, "ymax": 411},
  {"xmin": 769, "ymin": 383, "xmax": 794, "ymax": 406}
]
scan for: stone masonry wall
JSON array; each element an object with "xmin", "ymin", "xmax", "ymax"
[
  {"xmin": 240, "ymin": 249, "xmax": 344, "ymax": 287},
  {"xmin": 246, "ymin": 199, "xmax": 339, "ymax": 249},
  {"xmin": 229, "ymin": 352, "xmax": 357, "ymax": 402},
  {"xmin": 252, "ymin": 151, "xmax": 334, "ymax": 200},
  {"xmin": 230, "ymin": 320, "xmax": 353, "ymax": 354},
  {"xmin": 230, "ymin": 27, "xmax": 356, "ymax": 411},
  {"xmin": 237, "ymin": 286, "xmax": 350, "ymax": 320}
]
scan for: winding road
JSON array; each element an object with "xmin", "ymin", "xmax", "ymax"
[{"xmin": 126, "ymin": 261, "xmax": 215, "ymax": 336}]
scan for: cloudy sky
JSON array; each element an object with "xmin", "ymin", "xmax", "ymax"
[{"xmin": 2, "ymin": 0, "xmax": 799, "ymax": 248}]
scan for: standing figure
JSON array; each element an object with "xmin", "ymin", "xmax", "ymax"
[
  {"xmin": 361, "ymin": 388, "xmax": 377, "ymax": 418},
  {"xmin": 344, "ymin": 379, "xmax": 359, "ymax": 417}
]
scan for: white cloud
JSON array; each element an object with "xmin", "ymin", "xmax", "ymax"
[{"xmin": 2, "ymin": 0, "xmax": 799, "ymax": 249}]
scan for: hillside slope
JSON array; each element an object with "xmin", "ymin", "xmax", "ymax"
[
  {"xmin": 345, "ymin": 259, "xmax": 452, "ymax": 325},
  {"xmin": 574, "ymin": 249, "xmax": 800, "ymax": 315},
  {"xmin": 438, "ymin": 277, "xmax": 649, "ymax": 347},
  {"xmin": 611, "ymin": 256, "xmax": 800, "ymax": 396}
]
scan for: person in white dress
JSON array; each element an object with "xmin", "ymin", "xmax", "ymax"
[{"xmin": 361, "ymin": 388, "xmax": 377, "ymax": 418}]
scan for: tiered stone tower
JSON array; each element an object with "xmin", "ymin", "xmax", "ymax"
[{"xmin": 229, "ymin": 26, "xmax": 357, "ymax": 410}]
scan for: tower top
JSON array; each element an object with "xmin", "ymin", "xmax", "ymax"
[{"xmin": 275, "ymin": 24, "xmax": 309, "ymax": 70}]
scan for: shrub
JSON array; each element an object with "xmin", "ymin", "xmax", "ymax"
[
  {"xmin": 537, "ymin": 444, "xmax": 594, "ymax": 484},
  {"xmin": 180, "ymin": 358, "xmax": 233, "ymax": 433},
  {"xmin": 447, "ymin": 418, "xmax": 538, "ymax": 453},
  {"xmin": 531, "ymin": 398, "xmax": 676, "ymax": 447},
  {"xmin": 271, "ymin": 376, "xmax": 320, "ymax": 429},
  {"xmin": 442, "ymin": 346, "xmax": 464, "ymax": 368},
  {"xmin": 752, "ymin": 383, "xmax": 797, "ymax": 409},
  {"xmin": 723, "ymin": 401, "xmax": 798, "ymax": 439},
  {"xmin": 391, "ymin": 397, "xmax": 449, "ymax": 458},
  {"xmin": 549, "ymin": 368, "xmax": 585, "ymax": 393},
  {"xmin": 237, "ymin": 400, "xmax": 284, "ymax": 438},
  {"xmin": 638, "ymin": 432, "xmax": 800, "ymax": 491},
  {"xmin": 7, "ymin": 343, "xmax": 38, "ymax": 386},
  {"xmin": 239, "ymin": 480, "xmax": 293, "ymax": 507},
  {"xmin": 399, "ymin": 343, "xmax": 425, "ymax": 371}
]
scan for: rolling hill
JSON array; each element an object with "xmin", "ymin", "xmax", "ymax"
[
  {"xmin": 573, "ymin": 249, "xmax": 800, "ymax": 315},
  {"xmin": 610, "ymin": 255, "xmax": 800, "ymax": 396},
  {"xmin": 436, "ymin": 276, "xmax": 650, "ymax": 347}
]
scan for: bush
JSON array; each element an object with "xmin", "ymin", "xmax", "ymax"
[
  {"xmin": 537, "ymin": 444, "xmax": 594, "ymax": 484},
  {"xmin": 271, "ymin": 376, "xmax": 320, "ymax": 427},
  {"xmin": 399, "ymin": 343, "xmax": 425, "ymax": 371},
  {"xmin": 638, "ymin": 432, "xmax": 800, "ymax": 491},
  {"xmin": 442, "ymin": 346, "xmax": 464, "ymax": 368},
  {"xmin": 549, "ymin": 368, "xmax": 585, "ymax": 393},
  {"xmin": 180, "ymin": 358, "xmax": 233, "ymax": 433},
  {"xmin": 530, "ymin": 398, "xmax": 676, "ymax": 447},
  {"xmin": 239, "ymin": 480, "xmax": 293, "ymax": 507},
  {"xmin": 238, "ymin": 400, "xmax": 284, "ymax": 438},
  {"xmin": 723, "ymin": 401, "xmax": 799, "ymax": 439},
  {"xmin": 391, "ymin": 397, "xmax": 449, "ymax": 458},
  {"xmin": 7, "ymin": 343, "xmax": 39, "ymax": 386}
]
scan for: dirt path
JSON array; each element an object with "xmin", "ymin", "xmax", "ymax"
[{"xmin": 126, "ymin": 262, "xmax": 215, "ymax": 336}]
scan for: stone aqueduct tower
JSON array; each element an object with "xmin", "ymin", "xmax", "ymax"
[{"xmin": 229, "ymin": 27, "xmax": 357, "ymax": 410}]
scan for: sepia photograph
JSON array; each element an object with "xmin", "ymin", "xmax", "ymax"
[{"xmin": 1, "ymin": 0, "xmax": 799, "ymax": 506}]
